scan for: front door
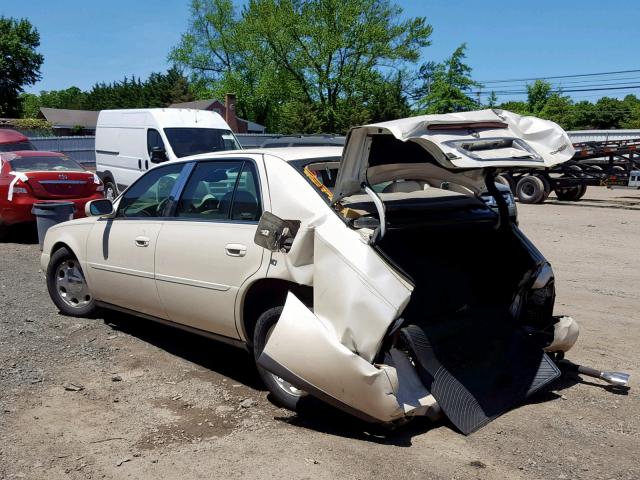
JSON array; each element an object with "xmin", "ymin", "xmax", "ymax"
[
  {"xmin": 86, "ymin": 162, "xmax": 186, "ymax": 318},
  {"xmin": 154, "ymin": 160, "xmax": 264, "ymax": 339}
]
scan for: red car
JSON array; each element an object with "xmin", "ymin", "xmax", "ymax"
[
  {"xmin": 0, "ymin": 151, "xmax": 104, "ymax": 236},
  {"xmin": 0, "ymin": 129, "xmax": 35, "ymax": 152}
]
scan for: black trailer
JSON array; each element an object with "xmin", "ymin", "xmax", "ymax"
[{"xmin": 499, "ymin": 138, "xmax": 640, "ymax": 204}]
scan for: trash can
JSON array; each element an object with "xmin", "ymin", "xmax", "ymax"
[{"xmin": 31, "ymin": 202, "xmax": 75, "ymax": 250}]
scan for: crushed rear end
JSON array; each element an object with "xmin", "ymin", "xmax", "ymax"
[{"xmin": 256, "ymin": 110, "xmax": 629, "ymax": 433}]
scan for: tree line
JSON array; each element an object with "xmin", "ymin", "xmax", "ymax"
[{"xmin": 3, "ymin": 3, "xmax": 640, "ymax": 133}]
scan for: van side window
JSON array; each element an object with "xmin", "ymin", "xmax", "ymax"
[
  {"xmin": 147, "ymin": 129, "xmax": 165, "ymax": 155},
  {"xmin": 175, "ymin": 161, "xmax": 261, "ymax": 222},
  {"xmin": 116, "ymin": 163, "xmax": 184, "ymax": 218}
]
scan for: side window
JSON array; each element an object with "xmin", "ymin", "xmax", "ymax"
[
  {"xmin": 116, "ymin": 163, "xmax": 184, "ymax": 218},
  {"xmin": 231, "ymin": 162, "xmax": 261, "ymax": 221},
  {"xmin": 175, "ymin": 161, "xmax": 261, "ymax": 222},
  {"xmin": 147, "ymin": 129, "xmax": 165, "ymax": 156}
]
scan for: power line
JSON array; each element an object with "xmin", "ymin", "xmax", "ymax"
[
  {"xmin": 473, "ymin": 85, "xmax": 640, "ymax": 95},
  {"xmin": 478, "ymin": 68, "xmax": 640, "ymax": 84},
  {"xmin": 480, "ymin": 76, "xmax": 640, "ymax": 90}
]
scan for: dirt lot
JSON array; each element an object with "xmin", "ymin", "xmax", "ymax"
[{"xmin": 1, "ymin": 187, "xmax": 638, "ymax": 480}]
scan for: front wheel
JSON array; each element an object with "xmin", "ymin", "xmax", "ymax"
[
  {"xmin": 253, "ymin": 306, "xmax": 307, "ymax": 410},
  {"xmin": 46, "ymin": 247, "xmax": 96, "ymax": 316}
]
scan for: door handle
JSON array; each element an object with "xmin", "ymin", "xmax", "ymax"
[
  {"xmin": 225, "ymin": 243, "xmax": 247, "ymax": 257},
  {"xmin": 135, "ymin": 236, "xmax": 150, "ymax": 247}
]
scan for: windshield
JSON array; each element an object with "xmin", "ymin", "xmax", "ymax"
[
  {"xmin": 0, "ymin": 140, "xmax": 35, "ymax": 152},
  {"xmin": 8, "ymin": 156, "xmax": 85, "ymax": 172},
  {"xmin": 164, "ymin": 128, "xmax": 241, "ymax": 158}
]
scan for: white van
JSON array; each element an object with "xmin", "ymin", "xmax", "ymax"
[{"xmin": 95, "ymin": 108, "xmax": 241, "ymax": 199}]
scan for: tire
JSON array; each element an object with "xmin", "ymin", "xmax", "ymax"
[
  {"xmin": 516, "ymin": 175, "xmax": 545, "ymax": 204},
  {"xmin": 495, "ymin": 174, "xmax": 515, "ymax": 194},
  {"xmin": 46, "ymin": 247, "xmax": 96, "ymax": 317},
  {"xmin": 104, "ymin": 178, "xmax": 118, "ymax": 201},
  {"xmin": 533, "ymin": 173, "xmax": 551, "ymax": 201},
  {"xmin": 253, "ymin": 306, "xmax": 307, "ymax": 411},
  {"xmin": 555, "ymin": 186, "xmax": 583, "ymax": 201}
]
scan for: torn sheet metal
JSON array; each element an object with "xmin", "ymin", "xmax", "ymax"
[
  {"xmin": 312, "ymin": 215, "xmax": 412, "ymax": 362},
  {"xmin": 334, "ymin": 109, "xmax": 575, "ymax": 201},
  {"xmin": 544, "ymin": 316, "xmax": 579, "ymax": 353},
  {"xmin": 259, "ymin": 292, "xmax": 405, "ymax": 423}
]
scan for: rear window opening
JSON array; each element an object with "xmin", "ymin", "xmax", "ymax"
[
  {"xmin": 0, "ymin": 140, "xmax": 35, "ymax": 152},
  {"xmin": 444, "ymin": 137, "xmax": 542, "ymax": 162},
  {"xmin": 8, "ymin": 156, "xmax": 85, "ymax": 172}
]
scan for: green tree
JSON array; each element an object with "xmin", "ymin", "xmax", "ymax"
[
  {"xmin": 591, "ymin": 97, "xmax": 627, "ymax": 129},
  {"xmin": 497, "ymin": 101, "xmax": 529, "ymax": 115},
  {"xmin": 526, "ymin": 79, "xmax": 552, "ymax": 114},
  {"xmin": 486, "ymin": 91, "xmax": 498, "ymax": 108},
  {"xmin": 416, "ymin": 44, "xmax": 479, "ymax": 114},
  {"xmin": 171, "ymin": 0, "xmax": 432, "ymax": 132},
  {"xmin": 538, "ymin": 93, "xmax": 574, "ymax": 129},
  {"xmin": 0, "ymin": 17, "xmax": 44, "ymax": 117}
]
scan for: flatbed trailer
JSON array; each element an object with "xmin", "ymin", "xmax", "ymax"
[{"xmin": 500, "ymin": 138, "xmax": 640, "ymax": 203}]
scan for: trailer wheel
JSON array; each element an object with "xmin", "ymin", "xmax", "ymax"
[
  {"xmin": 516, "ymin": 175, "xmax": 545, "ymax": 204},
  {"xmin": 495, "ymin": 174, "xmax": 515, "ymax": 193},
  {"xmin": 533, "ymin": 173, "xmax": 551, "ymax": 201},
  {"xmin": 556, "ymin": 185, "xmax": 584, "ymax": 201}
]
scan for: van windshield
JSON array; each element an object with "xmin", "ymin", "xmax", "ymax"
[{"xmin": 164, "ymin": 128, "xmax": 241, "ymax": 158}]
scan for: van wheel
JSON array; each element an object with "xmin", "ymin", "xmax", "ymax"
[
  {"xmin": 516, "ymin": 175, "xmax": 545, "ymax": 204},
  {"xmin": 46, "ymin": 247, "xmax": 96, "ymax": 317},
  {"xmin": 104, "ymin": 179, "xmax": 117, "ymax": 201},
  {"xmin": 253, "ymin": 307, "xmax": 307, "ymax": 411}
]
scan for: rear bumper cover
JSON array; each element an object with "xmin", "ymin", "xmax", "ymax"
[{"xmin": 1, "ymin": 193, "xmax": 104, "ymax": 225}]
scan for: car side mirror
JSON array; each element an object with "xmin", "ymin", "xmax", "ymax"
[
  {"xmin": 150, "ymin": 146, "xmax": 168, "ymax": 164},
  {"xmin": 254, "ymin": 211, "xmax": 300, "ymax": 252},
  {"xmin": 85, "ymin": 198, "xmax": 114, "ymax": 217}
]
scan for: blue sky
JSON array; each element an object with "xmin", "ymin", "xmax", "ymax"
[{"xmin": 2, "ymin": 0, "xmax": 639, "ymax": 103}]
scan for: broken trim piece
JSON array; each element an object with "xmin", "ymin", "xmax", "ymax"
[{"xmin": 258, "ymin": 352, "xmax": 384, "ymax": 424}]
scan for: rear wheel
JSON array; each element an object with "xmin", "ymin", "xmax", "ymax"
[
  {"xmin": 516, "ymin": 175, "xmax": 545, "ymax": 204},
  {"xmin": 104, "ymin": 178, "xmax": 118, "ymax": 201},
  {"xmin": 253, "ymin": 307, "xmax": 307, "ymax": 410},
  {"xmin": 46, "ymin": 247, "xmax": 96, "ymax": 316}
]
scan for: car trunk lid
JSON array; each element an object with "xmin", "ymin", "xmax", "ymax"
[
  {"xmin": 333, "ymin": 109, "xmax": 575, "ymax": 202},
  {"xmin": 22, "ymin": 171, "xmax": 98, "ymax": 199}
]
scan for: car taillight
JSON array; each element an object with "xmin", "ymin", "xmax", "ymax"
[{"xmin": 96, "ymin": 184, "xmax": 104, "ymax": 192}]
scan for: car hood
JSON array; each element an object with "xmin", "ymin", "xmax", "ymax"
[{"xmin": 333, "ymin": 109, "xmax": 575, "ymax": 201}]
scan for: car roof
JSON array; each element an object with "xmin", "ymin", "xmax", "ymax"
[
  {"xmin": 0, "ymin": 129, "xmax": 29, "ymax": 144},
  {"xmin": 1, "ymin": 150, "xmax": 64, "ymax": 158},
  {"xmin": 180, "ymin": 146, "xmax": 343, "ymax": 163}
]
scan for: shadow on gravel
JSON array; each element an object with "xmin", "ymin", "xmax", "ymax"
[
  {"xmin": 275, "ymin": 396, "xmax": 441, "ymax": 447},
  {"xmin": 551, "ymin": 371, "xmax": 630, "ymax": 396},
  {"xmin": 0, "ymin": 223, "xmax": 39, "ymax": 244},
  {"xmin": 100, "ymin": 309, "xmax": 263, "ymax": 390}
]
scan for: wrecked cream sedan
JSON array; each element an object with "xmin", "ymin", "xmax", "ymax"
[{"xmin": 42, "ymin": 110, "xmax": 629, "ymax": 434}]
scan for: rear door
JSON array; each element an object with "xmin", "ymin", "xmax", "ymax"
[
  {"xmin": 85, "ymin": 162, "xmax": 186, "ymax": 318},
  {"xmin": 154, "ymin": 158, "xmax": 265, "ymax": 339}
]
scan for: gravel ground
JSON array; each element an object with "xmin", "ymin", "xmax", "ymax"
[{"xmin": 0, "ymin": 187, "xmax": 638, "ymax": 480}]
